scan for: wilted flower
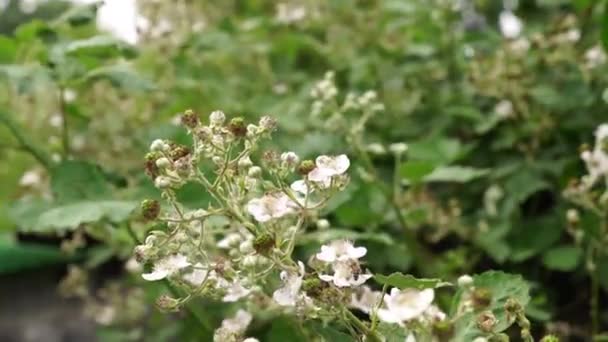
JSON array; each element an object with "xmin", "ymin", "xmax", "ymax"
[
  {"xmin": 209, "ymin": 110, "xmax": 226, "ymax": 126},
  {"xmin": 142, "ymin": 254, "xmax": 191, "ymax": 281},
  {"xmin": 246, "ymin": 192, "xmax": 296, "ymax": 222},
  {"xmin": 377, "ymin": 288, "xmax": 435, "ymax": 324},
  {"xmin": 273, "ymin": 261, "xmax": 306, "ymax": 306}
]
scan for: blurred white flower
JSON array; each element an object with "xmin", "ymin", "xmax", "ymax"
[
  {"xmin": 213, "ymin": 309, "xmax": 253, "ymax": 342},
  {"xmin": 222, "ymin": 282, "xmax": 251, "ymax": 302},
  {"xmin": 210, "ymin": 110, "xmax": 226, "ymax": 126},
  {"xmin": 499, "ymin": 11, "xmax": 523, "ymax": 39},
  {"xmin": 247, "ymin": 193, "xmax": 296, "ymax": 222},
  {"xmin": 457, "ymin": 274, "xmax": 474, "ymax": 287},
  {"xmin": 273, "ymin": 261, "xmax": 306, "ymax": 306},
  {"xmin": 19, "ymin": 169, "xmax": 42, "ymax": 187},
  {"xmin": 350, "ymin": 286, "xmax": 381, "ymax": 314},
  {"xmin": 494, "ymin": 99, "xmax": 514, "ymax": 119},
  {"xmin": 142, "ymin": 254, "xmax": 191, "ymax": 281},
  {"xmin": 319, "ymin": 261, "xmax": 372, "ymax": 287},
  {"xmin": 316, "ymin": 240, "xmax": 367, "ymax": 263},
  {"xmin": 182, "ymin": 265, "xmax": 209, "ymax": 286},
  {"xmin": 308, "ymin": 154, "xmax": 350, "ymax": 182},
  {"xmin": 585, "ymin": 45, "xmax": 606, "ymax": 68},
  {"xmin": 377, "ymin": 288, "xmax": 435, "ymax": 324},
  {"xmin": 276, "ymin": 3, "xmax": 307, "ymax": 24}
]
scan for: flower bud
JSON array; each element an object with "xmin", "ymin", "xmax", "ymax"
[
  {"xmin": 281, "ymin": 151, "xmax": 300, "ymax": 168},
  {"xmin": 181, "ymin": 109, "xmax": 200, "ymax": 128},
  {"xmin": 155, "ymin": 157, "xmax": 171, "ymax": 169},
  {"xmin": 141, "ymin": 199, "xmax": 161, "ymax": 220},
  {"xmin": 316, "ymin": 219, "xmax": 330, "ymax": 230},
  {"xmin": 298, "ymin": 160, "xmax": 315, "ymax": 175},
  {"xmin": 432, "ymin": 320, "xmax": 454, "ymax": 342},
  {"xmin": 457, "ymin": 274, "xmax": 473, "ymax": 287},
  {"xmin": 476, "ymin": 311, "xmax": 497, "ymax": 333},
  {"xmin": 242, "ymin": 255, "xmax": 258, "ymax": 268},
  {"xmin": 367, "ymin": 143, "xmax": 386, "ymax": 155},
  {"xmin": 566, "ymin": 209, "xmax": 579, "ymax": 226},
  {"xmin": 156, "ymin": 294, "xmax": 180, "ymax": 312},
  {"xmin": 472, "ymin": 287, "xmax": 492, "ymax": 309},
  {"xmin": 154, "ymin": 176, "xmax": 172, "ymax": 189},
  {"xmin": 246, "ymin": 124, "xmax": 258, "ymax": 138},
  {"xmin": 150, "ymin": 139, "xmax": 169, "ymax": 152},
  {"xmin": 238, "ymin": 157, "xmax": 253, "ymax": 170},
  {"xmin": 253, "ymin": 233, "xmax": 275, "ymax": 256},
  {"xmin": 209, "ymin": 110, "xmax": 226, "ymax": 126},
  {"xmin": 389, "ymin": 142, "xmax": 408, "ymax": 155},
  {"xmin": 239, "ymin": 240, "xmax": 254, "ymax": 254},
  {"xmin": 248, "ymin": 166, "xmax": 262, "ymax": 178},
  {"xmin": 228, "ymin": 117, "xmax": 247, "ymax": 137},
  {"xmin": 504, "ymin": 297, "xmax": 522, "ymax": 315}
]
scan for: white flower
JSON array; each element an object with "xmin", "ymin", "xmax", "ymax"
[
  {"xmin": 377, "ymin": 288, "xmax": 435, "ymax": 324},
  {"xmin": 319, "ymin": 261, "xmax": 372, "ymax": 287},
  {"xmin": 142, "ymin": 254, "xmax": 191, "ymax": 281},
  {"xmin": 218, "ymin": 233, "xmax": 242, "ymax": 249},
  {"xmin": 222, "ymin": 282, "xmax": 252, "ymax": 302},
  {"xmin": 246, "ymin": 192, "xmax": 296, "ymax": 222},
  {"xmin": 308, "ymin": 154, "xmax": 350, "ymax": 182},
  {"xmin": 316, "ymin": 240, "xmax": 367, "ymax": 263},
  {"xmin": 422, "ymin": 305, "xmax": 447, "ymax": 322},
  {"xmin": 276, "ymin": 3, "xmax": 307, "ymax": 24},
  {"xmin": 273, "ymin": 261, "xmax": 306, "ymax": 306},
  {"xmin": 585, "ymin": 45, "xmax": 606, "ymax": 68},
  {"xmin": 494, "ymin": 100, "xmax": 514, "ymax": 119},
  {"xmin": 182, "ymin": 264, "xmax": 209, "ymax": 286},
  {"xmin": 405, "ymin": 334, "xmax": 417, "ymax": 342},
  {"xmin": 243, "ymin": 338, "xmax": 260, "ymax": 342},
  {"xmin": 350, "ymin": 286, "xmax": 382, "ymax": 314},
  {"xmin": 214, "ymin": 310, "xmax": 253, "ymax": 342},
  {"xmin": 150, "ymin": 139, "xmax": 169, "ymax": 152},
  {"xmin": 499, "ymin": 11, "xmax": 523, "ymax": 39},
  {"xmin": 209, "ymin": 110, "xmax": 226, "ymax": 125},
  {"xmin": 19, "ymin": 170, "xmax": 41, "ymax": 187},
  {"xmin": 389, "ymin": 143, "xmax": 408, "ymax": 155}
]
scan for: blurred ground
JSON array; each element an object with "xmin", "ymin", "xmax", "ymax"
[{"xmin": 0, "ymin": 268, "xmax": 95, "ymax": 342}]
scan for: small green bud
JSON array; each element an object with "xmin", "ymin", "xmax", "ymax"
[
  {"xmin": 432, "ymin": 320, "xmax": 455, "ymax": 342},
  {"xmin": 141, "ymin": 199, "xmax": 161, "ymax": 220},
  {"xmin": 253, "ymin": 233, "xmax": 275, "ymax": 256},
  {"xmin": 504, "ymin": 297, "xmax": 522, "ymax": 315},
  {"xmin": 228, "ymin": 117, "xmax": 247, "ymax": 137},
  {"xmin": 298, "ymin": 160, "xmax": 316, "ymax": 175},
  {"xmin": 540, "ymin": 334, "xmax": 560, "ymax": 342},
  {"xmin": 472, "ymin": 287, "xmax": 492, "ymax": 309}
]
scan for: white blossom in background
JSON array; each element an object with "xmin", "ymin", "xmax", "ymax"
[
  {"xmin": 494, "ymin": 99, "xmax": 514, "ymax": 119},
  {"xmin": 499, "ymin": 11, "xmax": 523, "ymax": 39},
  {"xmin": 222, "ymin": 282, "xmax": 252, "ymax": 302},
  {"xmin": 585, "ymin": 45, "xmax": 607, "ymax": 69},
  {"xmin": 19, "ymin": 169, "xmax": 42, "ymax": 187},
  {"xmin": 142, "ymin": 254, "xmax": 191, "ymax": 281},
  {"xmin": 580, "ymin": 123, "xmax": 608, "ymax": 188},
  {"xmin": 316, "ymin": 240, "xmax": 366, "ymax": 263},
  {"xmin": 246, "ymin": 193, "xmax": 296, "ymax": 222},
  {"xmin": 276, "ymin": 2, "xmax": 307, "ymax": 24},
  {"xmin": 308, "ymin": 154, "xmax": 350, "ymax": 183},
  {"xmin": 377, "ymin": 288, "xmax": 435, "ymax": 324},
  {"xmin": 350, "ymin": 286, "xmax": 382, "ymax": 314},
  {"xmin": 273, "ymin": 261, "xmax": 306, "ymax": 306}
]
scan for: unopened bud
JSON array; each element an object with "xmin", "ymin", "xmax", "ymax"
[
  {"xmin": 150, "ymin": 139, "xmax": 169, "ymax": 152},
  {"xmin": 316, "ymin": 219, "xmax": 330, "ymax": 230},
  {"xmin": 154, "ymin": 176, "xmax": 172, "ymax": 189},
  {"xmin": 155, "ymin": 157, "xmax": 171, "ymax": 169},
  {"xmin": 432, "ymin": 320, "xmax": 454, "ymax": 341},
  {"xmin": 457, "ymin": 274, "xmax": 474, "ymax": 287},
  {"xmin": 472, "ymin": 287, "xmax": 492, "ymax": 309},
  {"xmin": 238, "ymin": 157, "xmax": 253, "ymax": 169},
  {"xmin": 248, "ymin": 166, "xmax": 262, "ymax": 178},
  {"xmin": 281, "ymin": 151, "xmax": 300, "ymax": 167},
  {"xmin": 141, "ymin": 199, "xmax": 161, "ymax": 220},
  {"xmin": 298, "ymin": 160, "xmax": 316, "ymax": 175},
  {"xmin": 389, "ymin": 142, "xmax": 408, "ymax": 155},
  {"xmin": 566, "ymin": 209, "xmax": 579, "ymax": 225}
]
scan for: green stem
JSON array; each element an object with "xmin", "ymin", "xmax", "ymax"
[
  {"xmin": 58, "ymin": 87, "xmax": 70, "ymax": 157},
  {"xmin": 344, "ymin": 309, "xmax": 383, "ymax": 342},
  {"xmin": 0, "ymin": 110, "xmax": 52, "ymax": 168}
]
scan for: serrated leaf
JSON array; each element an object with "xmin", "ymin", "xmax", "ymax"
[
  {"xmin": 452, "ymin": 271, "xmax": 530, "ymax": 340},
  {"xmin": 542, "ymin": 246, "xmax": 582, "ymax": 271},
  {"xmin": 374, "ymin": 272, "xmax": 451, "ymax": 289},
  {"xmin": 50, "ymin": 160, "xmax": 111, "ymax": 202},
  {"xmin": 84, "ymin": 64, "xmax": 155, "ymax": 92},
  {"xmin": 29, "ymin": 200, "xmax": 137, "ymax": 232},
  {"xmin": 424, "ymin": 166, "xmax": 489, "ymax": 183}
]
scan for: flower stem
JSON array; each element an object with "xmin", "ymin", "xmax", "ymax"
[
  {"xmin": 344, "ymin": 309, "xmax": 383, "ymax": 342},
  {"xmin": 0, "ymin": 109, "xmax": 52, "ymax": 168}
]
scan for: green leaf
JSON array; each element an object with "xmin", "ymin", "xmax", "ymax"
[
  {"xmin": 374, "ymin": 272, "xmax": 451, "ymax": 289},
  {"xmin": 408, "ymin": 138, "xmax": 469, "ymax": 164},
  {"xmin": 29, "ymin": 200, "xmax": 137, "ymax": 233},
  {"xmin": 400, "ymin": 160, "xmax": 436, "ymax": 183},
  {"xmin": 423, "ymin": 166, "xmax": 489, "ymax": 183},
  {"xmin": 298, "ymin": 229, "xmax": 394, "ymax": 245},
  {"xmin": 603, "ymin": 1, "xmax": 608, "ymax": 52},
  {"xmin": 84, "ymin": 64, "xmax": 155, "ymax": 92},
  {"xmin": 542, "ymin": 246, "xmax": 582, "ymax": 271},
  {"xmin": 50, "ymin": 160, "xmax": 111, "ymax": 202},
  {"xmin": 62, "ymin": 35, "xmax": 137, "ymax": 59},
  {"xmin": 452, "ymin": 271, "xmax": 530, "ymax": 340},
  {"xmin": 376, "ymin": 322, "xmax": 409, "ymax": 342},
  {"xmin": 57, "ymin": 2, "xmax": 101, "ymax": 27}
]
